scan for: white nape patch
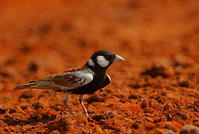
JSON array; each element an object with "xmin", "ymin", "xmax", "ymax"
[
  {"xmin": 96, "ymin": 55, "xmax": 109, "ymax": 67},
  {"xmin": 88, "ymin": 58, "xmax": 94, "ymax": 66}
]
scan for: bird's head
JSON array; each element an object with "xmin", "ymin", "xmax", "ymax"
[{"xmin": 86, "ymin": 50, "xmax": 125, "ymax": 70}]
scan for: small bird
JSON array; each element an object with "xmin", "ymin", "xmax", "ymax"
[{"xmin": 15, "ymin": 50, "xmax": 124, "ymax": 119}]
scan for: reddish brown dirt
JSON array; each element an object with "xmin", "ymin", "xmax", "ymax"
[{"xmin": 0, "ymin": 0, "xmax": 199, "ymax": 133}]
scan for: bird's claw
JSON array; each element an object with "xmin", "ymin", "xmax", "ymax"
[{"xmin": 87, "ymin": 116, "xmax": 96, "ymax": 122}]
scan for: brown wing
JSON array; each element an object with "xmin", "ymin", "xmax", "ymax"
[
  {"xmin": 38, "ymin": 67, "xmax": 94, "ymax": 90},
  {"xmin": 65, "ymin": 66, "xmax": 84, "ymax": 72}
]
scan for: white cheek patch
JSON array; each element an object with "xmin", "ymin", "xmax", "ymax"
[
  {"xmin": 96, "ymin": 56, "xmax": 109, "ymax": 67},
  {"xmin": 88, "ymin": 58, "xmax": 94, "ymax": 67}
]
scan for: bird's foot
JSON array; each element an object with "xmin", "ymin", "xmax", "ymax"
[{"xmin": 87, "ymin": 115, "xmax": 97, "ymax": 122}]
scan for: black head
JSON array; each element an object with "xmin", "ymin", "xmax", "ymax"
[{"xmin": 86, "ymin": 50, "xmax": 124, "ymax": 71}]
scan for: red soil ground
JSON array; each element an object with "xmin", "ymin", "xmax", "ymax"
[{"xmin": 0, "ymin": 0, "xmax": 199, "ymax": 133}]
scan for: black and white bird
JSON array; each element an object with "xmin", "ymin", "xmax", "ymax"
[{"xmin": 15, "ymin": 50, "xmax": 124, "ymax": 119}]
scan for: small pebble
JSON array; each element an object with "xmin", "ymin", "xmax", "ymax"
[
  {"xmin": 166, "ymin": 129, "xmax": 176, "ymax": 134},
  {"xmin": 93, "ymin": 127, "xmax": 103, "ymax": 134},
  {"xmin": 145, "ymin": 122, "xmax": 156, "ymax": 130},
  {"xmin": 193, "ymin": 121, "xmax": 199, "ymax": 127},
  {"xmin": 179, "ymin": 125, "xmax": 199, "ymax": 134},
  {"xmin": 149, "ymin": 128, "xmax": 167, "ymax": 134},
  {"xmin": 50, "ymin": 130, "xmax": 60, "ymax": 134}
]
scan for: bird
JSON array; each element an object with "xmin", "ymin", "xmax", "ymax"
[{"xmin": 15, "ymin": 50, "xmax": 124, "ymax": 119}]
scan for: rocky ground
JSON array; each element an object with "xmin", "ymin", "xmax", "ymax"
[{"xmin": 0, "ymin": 0, "xmax": 199, "ymax": 133}]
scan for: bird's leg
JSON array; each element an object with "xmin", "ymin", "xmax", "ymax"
[
  {"xmin": 79, "ymin": 95, "xmax": 89, "ymax": 117},
  {"xmin": 79, "ymin": 95, "xmax": 96, "ymax": 122},
  {"xmin": 63, "ymin": 92, "xmax": 72, "ymax": 113}
]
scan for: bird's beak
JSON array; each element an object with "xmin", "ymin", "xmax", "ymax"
[{"xmin": 113, "ymin": 55, "xmax": 125, "ymax": 62}]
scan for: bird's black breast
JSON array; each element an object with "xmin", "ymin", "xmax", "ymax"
[{"xmin": 67, "ymin": 70, "xmax": 109, "ymax": 94}]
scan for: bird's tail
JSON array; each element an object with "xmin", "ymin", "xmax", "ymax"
[
  {"xmin": 14, "ymin": 80, "xmax": 60, "ymax": 90},
  {"xmin": 14, "ymin": 82, "xmax": 37, "ymax": 90}
]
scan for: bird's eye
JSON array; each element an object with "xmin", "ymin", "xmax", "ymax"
[{"xmin": 105, "ymin": 54, "xmax": 114, "ymax": 61}]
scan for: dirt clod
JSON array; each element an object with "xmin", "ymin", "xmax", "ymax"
[
  {"xmin": 9, "ymin": 109, "xmax": 16, "ymax": 114},
  {"xmin": 92, "ymin": 115, "xmax": 105, "ymax": 122},
  {"xmin": 132, "ymin": 123, "xmax": 139, "ymax": 129},
  {"xmin": 0, "ymin": 108, "xmax": 6, "ymax": 114},
  {"xmin": 19, "ymin": 92, "xmax": 33, "ymax": 100},
  {"xmin": 141, "ymin": 66, "xmax": 170, "ymax": 78},
  {"xmin": 93, "ymin": 127, "xmax": 103, "ymax": 134},
  {"xmin": 179, "ymin": 125, "xmax": 199, "ymax": 134},
  {"xmin": 85, "ymin": 95, "xmax": 105, "ymax": 104},
  {"xmin": 32, "ymin": 102, "xmax": 43, "ymax": 110},
  {"xmin": 28, "ymin": 63, "xmax": 38, "ymax": 73},
  {"xmin": 0, "ymin": 72, "xmax": 10, "ymax": 78},
  {"xmin": 45, "ymin": 119, "xmax": 68, "ymax": 134}
]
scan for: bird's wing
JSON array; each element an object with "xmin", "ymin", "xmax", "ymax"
[{"xmin": 40, "ymin": 68, "xmax": 94, "ymax": 90}]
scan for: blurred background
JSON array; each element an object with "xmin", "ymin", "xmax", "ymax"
[
  {"xmin": 0, "ymin": 0, "xmax": 199, "ymax": 133},
  {"xmin": 0, "ymin": 0, "xmax": 199, "ymax": 88}
]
